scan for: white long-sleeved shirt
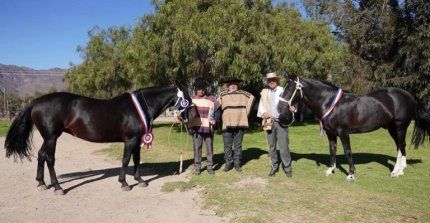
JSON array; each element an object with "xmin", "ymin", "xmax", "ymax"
[{"xmin": 257, "ymin": 86, "xmax": 283, "ymax": 119}]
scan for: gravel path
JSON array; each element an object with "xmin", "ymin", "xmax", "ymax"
[{"xmin": 0, "ymin": 132, "xmax": 223, "ymax": 223}]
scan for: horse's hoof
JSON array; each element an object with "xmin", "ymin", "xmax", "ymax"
[
  {"xmin": 37, "ymin": 185, "xmax": 48, "ymax": 191},
  {"xmin": 390, "ymin": 171, "xmax": 403, "ymax": 177},
  {"xmin": 54, "ymin": 189, "xmax": 65, "ymax": 196},
  {"xmin": 138, "ymin": 182, "xmax": 148, "ymax": 187},
  {"xmin": 325, "ymin": 169, "xmax": 334, "ymax": 176},
  {"xmin": 121, "ymin": 186, "xmax": 131, "ymax": 191},
  {"xmin": 346, "ymin": 174, "xmax": 356, "ymax": 181}
]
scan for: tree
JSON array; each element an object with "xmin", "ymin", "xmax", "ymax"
[
  {"xmin": 65, "ymin": 26, "xmax": 133, "ymax": 98},
  {"xmin": 66, "ymin": 0, "xmax": 344, "ymax": 97},
  {"xmin": 303, "ymin": 0, "xmax": 430, "ymax": 102}
]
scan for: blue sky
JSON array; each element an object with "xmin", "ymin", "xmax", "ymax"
[
  {"xmin": 0, "ymin": 0, "xmax": 154, "ymax": 69},
  {"xmin": 0, "ymin": 0, "xmax": 303, "ymax": 70}
]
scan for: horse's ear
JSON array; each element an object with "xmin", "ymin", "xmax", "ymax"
[
  {"xmin": 281, "ymin": 71, "xmax": 297, "ymax": 80},
  {"xmin": 289, "ymin": 72, "xmax": 297, "ymax": 80}
]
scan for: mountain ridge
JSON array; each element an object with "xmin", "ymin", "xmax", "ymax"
[{"xmin": 0, "ymin": 64, "xmax": 69, "ymax": 98}]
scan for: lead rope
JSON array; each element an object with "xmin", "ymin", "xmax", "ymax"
[{"xmin": 167, "ymin": 118, "xmax": 189, "ymax": 174}]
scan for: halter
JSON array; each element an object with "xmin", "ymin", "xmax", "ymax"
[
  {"xmin": 279, "ymin": 77, "xmax": 303, "ymax": 107},
  {"xmin": 174, "ymin": 88, "xmax": 190, "ymax": 120},
  {"xmin": 278, "ymin": 77, "xmax": 303, "ymax": 126}
]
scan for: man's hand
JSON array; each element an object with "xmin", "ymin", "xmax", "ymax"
[
  {"xmin": 176, "ymin": 114, "xmax": 183, "ymax": 122},
  {"xmin": 262, "ymin": 112, "xmax": 271, "ymax": 119},
  {"xmin": 289, "ymin": 106, "xmax": 297, "ymax": 113}
]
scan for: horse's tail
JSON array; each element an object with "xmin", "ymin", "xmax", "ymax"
[
  {"xmin": 4, "ymin": 102, "xmax": 35, "ymax": 161},
  {"xmin": 412, "ymin": 103, "xmax": 430, "ymax": 148}
]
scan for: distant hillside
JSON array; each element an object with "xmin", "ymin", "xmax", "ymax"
[{"xmin": 0, "ymin": 64, "xmax": 69, "ymax": 98}]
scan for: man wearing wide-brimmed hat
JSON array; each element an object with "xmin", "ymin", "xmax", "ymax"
[
  {"xmin": 257, "ymin": 72, "xmax": 295, "ymax": 177},
  {"xmin": 219, "ymin": 76, "xmax": 255, "ymax": 172},
  {"xmin": 188, "ymin": 78, "xmax": 220, "ymax": 175}
]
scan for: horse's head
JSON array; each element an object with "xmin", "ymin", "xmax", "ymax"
[
  {"xmin": 174, "ymin": 84, "xmax": 192, "ymax": 122},
  {"xmin": 277, "ymin": 72, "xmax": 303, "ymax": 125}
]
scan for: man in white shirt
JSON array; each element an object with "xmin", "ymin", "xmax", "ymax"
[{"xmin": 257, "ymin": 72, "xmax": 296, "ymax": 177}]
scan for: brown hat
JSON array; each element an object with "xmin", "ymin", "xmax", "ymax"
[{"xmin": 221, "ymin": 76, "xmax": 243, "ymax": 84}]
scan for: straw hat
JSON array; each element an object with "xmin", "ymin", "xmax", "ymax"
[{"xmin": 266, "ymin": 72, "xmax": 278, "ymax": 79}]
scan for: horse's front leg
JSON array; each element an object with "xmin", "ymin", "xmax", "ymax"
[
  {"xmin": 118, "ymin": 138, "xmax": 136, "ymax": 191},
  {"xmin": 339, "ymin": 134, "xmax": 356, "ymax": 181},
  {"xmin": 132, "ymin": 145, "xmax": 147, "ymax": 187},
  {"xmin": 325, "ymin": 133, "xmax": 337, "ymax": 176}
]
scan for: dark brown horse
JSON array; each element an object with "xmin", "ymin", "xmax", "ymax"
[
  {"xmin": 277, "ymin": 73, "xmax": 430, "ymax": 180},
  {"xmin": 4, "ymin": 86, "xmax": 190, "ymax": 194}
]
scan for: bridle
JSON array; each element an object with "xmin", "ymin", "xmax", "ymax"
[
  {"xmin": 174, "ymin": 88, "xmax": 190, "ymax": 121},
  {"xmin": 279, "ymin": 77, "xmax": 304, "ymax": 106},
  {"xmin": 276, "ymin": 77, "xmax": 303, "ymax": 127}
]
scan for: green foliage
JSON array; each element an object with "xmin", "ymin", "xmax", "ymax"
[
  {"xmin": 65, "ymin": 26, "xmax": 134, "ymax": 98},
  {"xmin": 66, "ymin": 0, "xmax": 344, "ymax": 97},
  {"xmin": 304, "ymin": 0, "xmax": 430, "ymax": 101},
  {"xmin": 0, "ymin": 120, "xmax": 11, "ymax": 136}
]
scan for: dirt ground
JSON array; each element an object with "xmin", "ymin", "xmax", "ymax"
[{"xmin": 0, "ymin": 130, "xmax": 224, "ymax": 223}]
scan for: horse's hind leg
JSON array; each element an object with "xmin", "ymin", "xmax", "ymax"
[
  {"xmin": 388, "ymin": 127, "xmax": 407, "ymax": 177},
  {"xmin": 339, "ymin": 134, "xmax": 356, "ymax": 181},
  {"xmin": 44, "ymin": 137, "xmax": 65, "ymax": 195},
  {"xmin": 325, "ymin": 133, "xmax": 337, "ymax": 176},
  {"xmin": 35, "ymin": 143, "xmax": 48, "ymax": 190},
  {"xmin": 132, "ymin": 146, "xmax": 147, "ymax": 187}
]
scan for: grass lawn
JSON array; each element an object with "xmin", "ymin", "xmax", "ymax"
[
  {"xmin": 82, "ymin": 121, "xmax": 430, "ymax": 222},
  {"xmin": 0, "ymin": 120, "xmax": 11, "ymax": 137}
]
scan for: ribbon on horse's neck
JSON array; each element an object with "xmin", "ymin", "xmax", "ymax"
[
  {"xmin": 318, "ymin": 88, "xmax": 344, "ymax": 136},
  {"xmin": 130, "ymin": 92, "xmax": 153, "ymax": 148}
]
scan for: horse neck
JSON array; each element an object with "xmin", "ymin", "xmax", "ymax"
[
  {"xmin": 138, "ymin": 86, "xmax": 177, "ymax": 120},
  {"xmin": 301, "ymin": 78, "xmax": 340, "ymax": 119}
]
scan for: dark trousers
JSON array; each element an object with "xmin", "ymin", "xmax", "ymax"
[
  {"xmin": 267, "ymin": 122, "xmax": 292, "ymax": 172},
  {"xmin": 193, "ymin": 133, "xmax": 214, "ymax": 170},
  {"xmin": 222, "ymin": 128, "xmax": 244, "ymax": 167}
]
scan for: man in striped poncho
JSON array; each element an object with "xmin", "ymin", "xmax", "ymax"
[
  {"xmin": 219, "ymin": 77, "xmax": 255, "ymax": 172},
  {"xmin": 188, "ymin": 79, "xmax": 221, "ymax": 175}
]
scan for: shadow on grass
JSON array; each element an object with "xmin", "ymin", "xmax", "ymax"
[
  {"xmin": 292, "ymin": 151, "xmax": 422, "ymax": 175},
  {"xmin": 57, "ymin": 147, "xmax": 422, "ymax": 193},
  {"xmin": 57, "ymin": 147, "xmax": 267, "ymax": 193}
]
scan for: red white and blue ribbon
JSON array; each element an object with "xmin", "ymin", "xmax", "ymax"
[
  {"xmin": 130, "ymin": 92, "xmax": 153, "ymax": 148},
  {"xmin": 319, "ymin": 88, "xmax": 343, "ymax": 136}
]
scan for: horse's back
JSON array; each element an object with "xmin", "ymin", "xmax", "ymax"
[
  {"xmin": 367, "ymin": 87, "xmax": 416, "ymax": 117},
  {"xmin": 30, "ymin": 92, "xmax": 133, "ymax": 142}
]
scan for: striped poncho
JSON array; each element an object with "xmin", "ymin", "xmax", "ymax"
[
  {"xmin": 188, "ymin": 95, "xmax": 220, "ymax": 134},
  {"xmin": 219, "ymin": 90, "xmax": 255, "ymax": 130}
]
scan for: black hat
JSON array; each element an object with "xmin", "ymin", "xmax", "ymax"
[
  {"xmin": 193, "ymin": 78, "xmax": 209, "ymax": 88},
  {"xmin": 221, "ymin": 76, "xmax": 243, "ymax": 84}
]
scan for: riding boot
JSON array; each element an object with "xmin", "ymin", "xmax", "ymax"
[{"xmin": 234, "ymin": 160, "xmax": 242, "ymax": 173}]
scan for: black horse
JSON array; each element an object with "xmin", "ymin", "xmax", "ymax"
[
  {"xmin": 277, "ymin": 73, "xmax": 430, "ymax": 180},
  {"xmin": 4, "ymin": 86, "xmax": 190, "ymax": 194}
]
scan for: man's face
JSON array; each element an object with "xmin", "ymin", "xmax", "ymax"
[
  {"xmin": 267, "ymin": 78, "xmax": 278, "ymax": 90},
  {"xmin": 227, "ymin": 82, "xmax": 239, "ymax": 92},
  {"xmin": 196, "ymin": 87, "xmax": 206, "ymax": 97}
]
